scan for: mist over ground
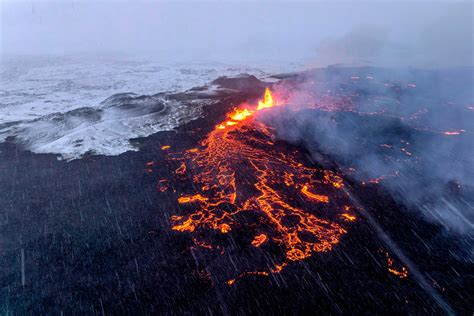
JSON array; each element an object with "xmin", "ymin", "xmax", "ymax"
[
  {"xmin": 262, "ymin": 67, "xmax": 474, "ymax": 234},
  {"xmin": 1, "ymin": 0, "xmax": 472, "ymax": 68},
  {"xmin": 0, "ymin": 1, "xmax": 473, "ymax": 314},
  {"xmin": 1, "ymin": 1, "xmax": 473, "ymax": 232}
]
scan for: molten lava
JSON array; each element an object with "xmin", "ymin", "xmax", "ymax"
[
  {"xmin": 251, "ymin": 234, "xmax": 268, "ymax": 247},
  {"xmin": 383, "ymin": 251, "xmax": 409, "ymax": 279},
  {"xmin": 167, "ymin": 87, "xmax": 357, "ymax": 283},
  {"xmin": 256, "ymin": 87, "xmax": 275, "ymax": 110}
]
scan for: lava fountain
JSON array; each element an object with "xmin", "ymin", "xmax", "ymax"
[{"xmin": 167, "ymin": 87, "xmax": 357, "ymax": 283}]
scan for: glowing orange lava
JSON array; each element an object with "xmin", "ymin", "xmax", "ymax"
[
  {"xmin": 256, "ymin": 87, "xmax": 275, "ymax": 110},
  {"xmin": 251, "ymin": 234, "xmax": 268, "ymax": 247},
  {"xmin": 301, "ymin": 185, "xmax": 330, "ymax": 203},
  {"xmin": 383, "ymin": 251, "xmax": 409, "ymax": 279},
  {"xmin": 230, "ymin": 108, "xmax": 254, "ymax": 121},
  {"xmin": 167, "ymin": 88, "xmax": 356, "ymax": 282},
  {"xmin": 341, "ymin": 213, "xmax": 356, "ymax": 221}
]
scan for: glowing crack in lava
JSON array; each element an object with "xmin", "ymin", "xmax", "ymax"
[
  {"xmin": 168, "ymin": 88, "xmax": 357, "ymax": 282},
  {"xmin": 382, "ymin": 250, "xmax": 409, "ymax": 279}
]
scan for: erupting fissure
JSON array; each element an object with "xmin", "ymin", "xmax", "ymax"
[{"xmin": 166, "ymin": 87, "xmax": 358, "ymax": 283}]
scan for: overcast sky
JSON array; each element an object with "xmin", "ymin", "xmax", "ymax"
[{"xmin": 1, "ymin": 0, "xmax": 472, "ymax": 67}]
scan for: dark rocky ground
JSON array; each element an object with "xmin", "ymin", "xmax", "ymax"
[{"xmin": 0, "ymin": 68, "xmax": 472, "ymax": 314}]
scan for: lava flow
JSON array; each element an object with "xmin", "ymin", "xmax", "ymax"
[{"xmin": 167, "ymin": 88, "xmax": 357, "ymax": 282}]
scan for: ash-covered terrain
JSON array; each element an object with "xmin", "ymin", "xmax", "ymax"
[{"xmin": 0, "ymin": 66, "xmax": 473, "ymax": 314}]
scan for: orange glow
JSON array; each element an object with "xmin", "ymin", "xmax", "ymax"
[
  {"xmin": 270, "ymin": 262, "xmax": 287, "ymax": 273},
  {"xmin": 161, "ymin": 145, "xmax": 171, "ymax": 150},
  {"xmin": 251, "ymin": 234, "xmax": 268, "ymax": 247},
  {"xmin": 323, "ymin": 171, "xmax": 344, "ymax": 188},
  {"xmin": 229, "ymin": 108, "xmax": 254, "ymax": 121},
  {"xmin": 220, "ymin": 223, "xmax": 231, "ymax": 233},
  {"xmin": 383, "ymin": 251, "xmax": 409, "ymax": 279},
  {"xmin": 214, "ymin": 88, "xmax": 275, "ymax": 130},
  {"xmin": 388, "ymin": 267, "xmax": 409, "ymax": 278},
  {"xmin": 166, "ymin": 87, "xmax": 355, "ymax": 282},
  {"xmin": 284, "ymin": 172, "xmax": 294, "ymax": 186},
  {"xmin": 227, "ymin": 271, "xmax": 270, "ymax": 285},
  {"xmin": 301, "ymin": 185, "xmax": 329, "ymax": 203},
  {"xmin": 170, "ymin": 216, "xmax": 195, "ymax": 232},
  {"xmin": 175, "ymin": 162, "xmax": 186, "ymax": 175},
  {"xmin": 341, "ymin": 213, "xmax": 356, "ymax": 221},
  {"xmin": 256, "ymin": 87, "xmax": 275, "ymax": 110},
  {"xmin": 192, "ymin": 238, "xmax": 213, "ymax": 250},
  {"xmin": 178, "ymin": 194, "xmax": 208, "ymax": 204}
]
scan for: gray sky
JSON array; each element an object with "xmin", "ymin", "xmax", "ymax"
[{"xmin": 1, "ymin": 0, "xmax": 472, "ymax": 66}]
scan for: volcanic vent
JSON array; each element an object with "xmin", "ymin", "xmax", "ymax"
[{"xmin": 163, "ymin": 87, "xmax": 358, "ymax": 283}]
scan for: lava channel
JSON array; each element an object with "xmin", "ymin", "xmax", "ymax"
[{"xmin": 166, "ymin": 88, "xmax": 357, "ymax": 283}]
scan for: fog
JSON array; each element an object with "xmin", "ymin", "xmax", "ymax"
[
  {"xmin": 1, "ymin": 0, "xmax": 472, "ymax": 67},
  {"xmin": 261, "ymin": 66, "xmax": 474, "ymax": 233}
]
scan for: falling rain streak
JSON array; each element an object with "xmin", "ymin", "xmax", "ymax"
[{"xmin": 163, "ymin": 89, "xmax": 358, "ymax": 282}]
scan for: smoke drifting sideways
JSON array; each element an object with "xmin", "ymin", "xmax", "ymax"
[
  {"xmin": 261, "ymin": 66, "xmax": 474, "ymax": 237},
  {"xmin": 268, "ymin": 1, "xmax": 474, "ymax": 235},
  {"xmin": 244, "ymin": 1, "xmax": 474, "ymax": 235},
  {"xmin": 1, "ymin": 0, "xmax": 472, "ymax": 232}
]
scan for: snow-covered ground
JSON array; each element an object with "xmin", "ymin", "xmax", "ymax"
[{"xmin": 0, "ymin": 55, "xmax": 301, "ymax": 160}]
